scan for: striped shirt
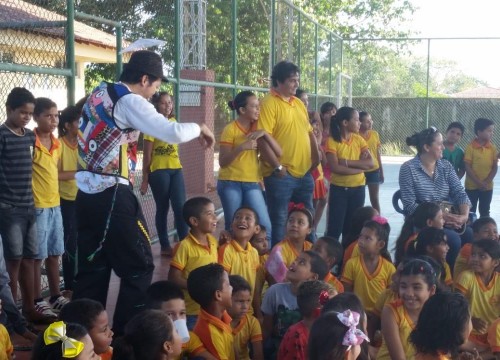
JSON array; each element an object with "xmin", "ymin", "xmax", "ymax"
[
  {"xmin": 399, "ymin": 156, "xmax": 470, "ymax": 215},
  {"xmin": 0, "ymin": 125, "xmax": 35, "ymax": 207}
]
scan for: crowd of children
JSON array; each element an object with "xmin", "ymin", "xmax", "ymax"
[{"xmin": 1, "ymin": 66, "xmax": 500, "ymax": 360}]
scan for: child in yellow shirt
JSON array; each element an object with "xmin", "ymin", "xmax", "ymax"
[
  {"xmin": 312, "ymin": 236, "xmax": 344, "ymax": 293},
  {"xmin": 251, "ymin": 226, "xmax": 271, "ymax": 323},
  {"xmin": 218, "ymin": 207, "xmax": 261, "ymax": 314},
  {"xmin": 266, "ymin": 206, "xmax": 313, "ymax": 283},
  {"xmin": 464, "ymin": 117, "xmax": 497, "ymax": 218},
  {"xmin": 228, "ymin": 275, "xmax": 263, "ymax": 360},
  {"xmin": 169, "ymin": 197, "xmax": 219, "ymax": 330},
  {"xmin": 454, "ymin": 216, "xmax": 498, "ymax": 281},
  {"xmin": 32, "ymin": 97, "xmax": 67, "ymax": 315},
  {"xmin": 456, "ymin": 239, "xmax": 500, "ymax": 357}
]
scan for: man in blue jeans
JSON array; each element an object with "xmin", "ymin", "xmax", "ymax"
[{"xmin": 257, "ymin": 61, "xmax": 319, "ymax": 246}]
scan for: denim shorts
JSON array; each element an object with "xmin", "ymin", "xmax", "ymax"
[
  {"xmin": 35, "ymin": 206, "xmax": 64, "ymax": 259},
  {"xmin": 365, "ymin": 169, "xmax": 380, "ymax": 185},
  {"xmin": 0, "ymin": 202, "xmax": 38, "ymax": 260}
]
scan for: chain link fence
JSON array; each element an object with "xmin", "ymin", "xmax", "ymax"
[{"xmin": 345, "ymin": 38, "xmax": 500, "ymax": 154}]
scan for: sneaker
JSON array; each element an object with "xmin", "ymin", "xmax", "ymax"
[
  {"xmin": 50, "ymin": 295, "xmax": 70, "ymax": 313},
  {"xmin": 34, "ymin": 300, "xmax": 57, "ymax": 318}
]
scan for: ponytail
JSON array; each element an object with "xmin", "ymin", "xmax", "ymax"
[
  {"xmin": 228, "ymin": 91, "xmax": 255, "ymax": 115},
  {"xmin": 329, "ymin": 106, "xmax": 357, "ymax": 143}
]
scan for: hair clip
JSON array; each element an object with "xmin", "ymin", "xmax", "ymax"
[
  {"xmin": 372, "ymin": 215, "xmax": 388, "ymax": 225},
  {"xmin": 319, "ymin": 290, "xmax": 330, "ymax": 306},
  {"xmin": 335, "ymin": 310, "xmax": 370, "ymax": 350},
  {"xmin": 44, "ymin": 321, "xmax": 84, "ymax": 358},
  {"xmin": 288, "ymin": 202, "xmax": 305, "ymax": 212}
]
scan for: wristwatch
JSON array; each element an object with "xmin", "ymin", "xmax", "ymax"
[{"xmin": 273, "ymin": 165, "xmax": 283, "ymax": 174}]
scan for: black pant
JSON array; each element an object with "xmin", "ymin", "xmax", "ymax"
[
  {"xmin": 61, "ymin": 198, "xmax": 77, "ymax": 291},
  {"xmin": 73, "ymin": 185, "xmax": 154, "ymax": 336},
  {"xmin": 466, "ymin": 189, "xmax": 493, "ymax": 218}
]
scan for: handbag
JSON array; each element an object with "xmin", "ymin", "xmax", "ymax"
[{"xmin": 438, "ymin": 201, "xmax": 466, "ymax": 235}]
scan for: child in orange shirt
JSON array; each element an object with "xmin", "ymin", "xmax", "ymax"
[
  {"xmin": 228, "ymin": 275, "xmax": 263, "ymax": 360},
  {"xmin": 188, "ymin": 264, "xmax": 235, "ymax": 360}
]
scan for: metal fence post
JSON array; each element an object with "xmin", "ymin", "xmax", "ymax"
[
  {"xmin": 426, "ymin": 38, "xmax": 431, "ymax": 127},
  {"xmin": 232, "ymin": 0, "xmax": 238, "ymax": 100},
  {"xmin": 174, "ymin": 0, "xmax": 181, "ymax": 121},
  {"xmin": 66, "ymin": 0, "xmax": 75, "ymax": 105}
]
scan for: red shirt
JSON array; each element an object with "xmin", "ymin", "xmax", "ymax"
[{"xmin": 277, "ymin": 321, "xmax": 309, "ymax": 360}]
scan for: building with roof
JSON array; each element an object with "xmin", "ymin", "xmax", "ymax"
[
  {"xmin": 450, "ymin": 86, "xmax": 500, "ymax": 99},
  {"xmin": 0, "ymin": 0, "xmax": 123, "ymax": 117}
]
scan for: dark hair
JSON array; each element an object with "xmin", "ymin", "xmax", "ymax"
[
  {"xmin": 330, "ymin": 106, "xmax": 357, "ymax": 142},
  {"xmin": 406, "ymin": 127, "xmax": 440, "ymax": 155},
  {"xmin": 233, "ymin": 206, "xmax": 260, "ymax": 226},
  {"xmin": 407, "ymin": 227, "xmax": 446, "ymax": 261},
  {"xmin": 319, "ymin": 292, "xmax": 369, "ymax": 360},
  {"xmin": 6, "ymin": 87, "xmax": 35, "ymax": 110},
  {"xmin": 227, "ymin": 91, "xmax": 255, "ymax": 115},
  {"xmin": 119, "ymin": 68, "xmax": 160, "ymax": 84},
  {"xmin": 394, "ymin": 202, "xmax": 441, "ymax": 265},
  {"xmin": 112, "ymin": 310, "xmax": 174, "ymax": 360},
  {"xmin": 229, "ymin": 275, "xmax": 251, "ymax": 294},
  {"xmin": 472, "ymin": 216, "xmax": 497, "ymax": 234},
  {"xmin": 342, "ymin": 206, "xmax": 378, "ymax": 248},
  {"xmin": 473, "ymin": 238, "xmax": 500, "ymax": 260},
  {"xmin": 303, "ymin": 250, "xmax": 329, "ymax": 280},
  {"xmin": 146, "ymin": 281, "xmax": 184, "ymax": 310},
  {"xmin": 182, "ymin": 197, "xmax": 214, "ymax": 228},
  {"xmin": 295, "ymin": 89, "xmax": 307, "ymax": 99},
  {"xmin": 308, "ymin": 312, "xmax": 355, "ymax": 360},
  {"xmin": 410, "ymin": 292, "xmax": 470, "ymax": 358},
  {"xmin": 187, "ymin": 263, "xmax": 225, "ymax": 309},
  {"xmin": 411, "ymin": 255, "xmax": 446, "ymax": 288},
  {"xmin": 359, "ymin": 111, "xmax": 370, "ymax": 121},
  {"xmin": 32, "ymin": 322, "xmax": 88, "ymax": 360},
  {"xmin": 474, "ymin": 118, "xmax": 494, "ymax": 135},
  {"xmin": 446, "ymin": 121, "xmax": 465, "ymax": 135},
  {"xmin": 59, "ymin": 299, "xmax": 105, "ymax": 331},
  {"xmin": 34, "ymin": 97, "xmax": 57, "ymax": 116},
  {"xmin": 320, "ymin": 101, "xmax": 337, "ymax": 115},
  {"xmin": 362, "ymin": 219, "xmax": 392, "ymax": 262},
  {"xmin": 271, "ymin": 61, "xmax": 299, "ymax": 87},
  {"xmin": 317, "ymin": 236, "xmax": 343, "ymax": 265},
  {"xmin": 399, "ymin": 258, "xmax": 437, "ymax": 290},
  {"xmin": 57, "ymin": 105, "xmax": 80, "ymax": 137},
  {"xmin": 151, "ymin": 91, "xmax": 173, "ymax": 117},
  {"xmin": 297, "ymin": 280, "xmax": 332, "ymax": 317},
  {"xmin": 287, "ymin": 207, "xmax": 313, "ymax": 229}
]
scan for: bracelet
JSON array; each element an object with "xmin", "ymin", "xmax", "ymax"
[{"xmin": 345, "ymin": 159, "xmax": 348, "ymax": 168}]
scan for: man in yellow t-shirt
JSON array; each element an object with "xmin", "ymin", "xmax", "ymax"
[{"xmin": 257, "ymin": 61, "xmax": 320, "ymax": 246}]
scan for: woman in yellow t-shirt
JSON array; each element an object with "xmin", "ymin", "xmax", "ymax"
[
  {"xmin": 218, "ymin": 91, "xmax": 281, "ymax": 240},
  {"xmin": 325, "ymin": 107, "xmax": 373, "ymax": 241},
  {"xmin": 58, "ymin": 105, "xmax": 80, "ymax": 292},
  {"xmin": 140, "ymin": 92, "xmax": 188, "ymax": 256}
]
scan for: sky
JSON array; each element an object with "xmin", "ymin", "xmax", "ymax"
[{"xmin": 408, "ymin": 0, "xmax": 500, "ymax": 87}]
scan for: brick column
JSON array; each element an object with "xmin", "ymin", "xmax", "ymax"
[{"xmin": 178, "ymin": 69, "xmax": 215, "ymax": 195}]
